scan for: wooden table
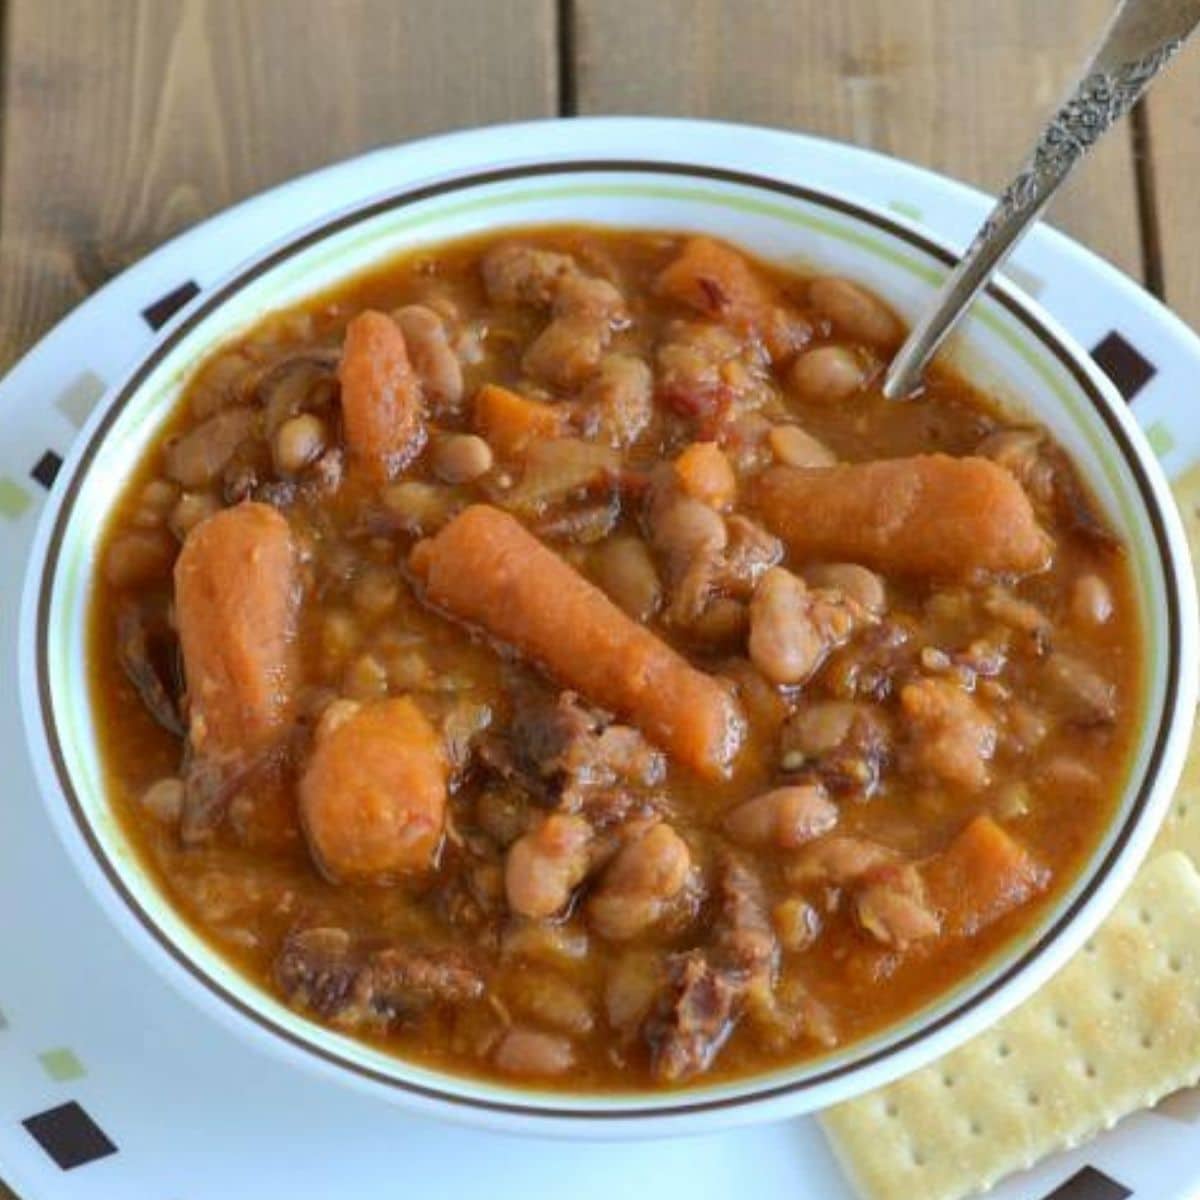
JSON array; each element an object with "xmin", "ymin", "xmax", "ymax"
[{"xmin": 2, "ymin": 0, "xmax": 1200, "ymax": 377}]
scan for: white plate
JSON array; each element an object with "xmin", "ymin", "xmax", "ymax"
[{"xmin": 0, "ymin": 117, "xmax": 1197, "ymax": 1198}]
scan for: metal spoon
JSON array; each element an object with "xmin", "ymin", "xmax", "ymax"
[{"xmin": 882, "ymin": 0, "xmax": 1200, "ymax": 401}]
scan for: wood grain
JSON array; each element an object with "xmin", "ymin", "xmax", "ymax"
[
  {"xmin": 1140, "ymin": 40, "xmax": 1200, "ymax": 333},
  {"xmin": 0, "ymin": 0, "xmax": 556, "ymax": 370},
  {"xmin": 574, "ymin": 0, "xmax": 1145, "ymax": 279}
]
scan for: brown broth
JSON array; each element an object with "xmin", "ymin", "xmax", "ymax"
[{"xmin": 88, "ymin": 227, "xmax": 1140, "ymax": 1091}]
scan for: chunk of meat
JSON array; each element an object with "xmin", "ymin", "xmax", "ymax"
[
  {"xmin": 579, "ymin": 354, "xmax": 654, "ymax": 448},
  {"xmin": 656, "ymin": 320, "xmax": 774, "ymax": 422},
  {"xmin": 481, "ymin": 243, "xmax": 577, "ymax": 306},
  {"xmin": 587, "ymin": 822, "xmax": 693, "ymax": 940},
  {"xmin": 978, "ymin": 428, "xmax": 1117, "ymax": 549},
  {"xmin": 175, "ymin": 502, "xmax": 299, "ymax": 765},
  {"xmin": 900, "ymin": 677, "xmax": 996, "ymax": 791},
  {"xmin": 522, "ymin": 313, "xmax": 609, "ymax": 389},
  {"xmin": 505, "ymin": 813, "xmax": 592, "ymax": 919},
  {"xmin": 655, "ymin": 236, "xmax": 807, "ymax": 360},
  {"xmin": 165, "ymin": 406, "xmax": 259, "ymax": 489},
  {"xmin": 755, "ymin": 455, "xmax": 1053, "ymax": 578},
  {"xmin": 645, "ymin": 951, "xmax": 742, "ymax": 1083},
  {"xmin": 714, "ymin": 854, "xmax": 778, "ymax": 981},
  {"xmin": 779, "ymin": 701, "xmax": 890, "ymax": 797},
  {"xmin": 410, "ymin": 505, "xmax": 745, "ymax": 778},
  {"xmin": 643, "ymin": 856, "xmax": 778, "ymax": 1081},
  {"xmin": 274, "ymin": 927, "xmax": 482, "ymax": 1028},
  {"xmin": 299, "ymin": 697, "xmax": 448, "ymax": 881},
  {"xmin": 715, "ymin": 515, "xmax": 783, "ymax": 597},
  {"xmin": 338, "ymin": 310, "xmax": 425, "ymax": 482},
  {"xmin": 505, "ymin": 437, "xmax": 618, "ymax": 512},
  {"xmin": 923, "ymin": 815, "xmax": 1049, "ymax": 937},
  {"xmin": 491, "ymin": 689, "xmax": 665, "ymax": 803},
  {"xmin": 116, "ymin": 599, "xmax": 185, "ymax": 737},
  {"xmin": 748, "ymin": 566, "xmax": 869, "ymax": 686},
  {"xmin": 854, "ymin": 864, "xmax": 941, "ymax": 949},
  {"xmin": 393, "ymin": 304, "xmax": 464, "ymax": 415},
  {"xmin": 724, "ymin": 784, "xmax": 838, "ymax": 850},
  {"xmin": 473, "ymin": 383, "xmax": 569, "ymax": 459}
]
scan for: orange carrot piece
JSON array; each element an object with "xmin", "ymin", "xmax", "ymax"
[
  {"xmin": 473, "ymin": 383, "xmax": 568, "ymax": 459},
  {"xmin": 673, "ymin": 441, "xmax": 736, "ymax": 510},
  {"xmin": 755, "ymin": 455, "xmax": 1052, "ymax": 578},
  {"xmin": 300, "ymin": 698, "xmax": 447, "ymax": 882},
  {"xmin": 923, "ymin": 815, "xmax": 1049, "ymax": 937},
  {"xmin": 656, "ymin": 236, "xmax": 776, "ymax": 329},
  {"xmin": 410, "ymin": 505, "xmax": 744, "ymax": 778},
  {"xmin": 339, "ymin": 310, "xmax": 425, "ymax": 482},
  {"xmin": 174, "ymin": 501, "xmax": 299, "ymax": 763}
]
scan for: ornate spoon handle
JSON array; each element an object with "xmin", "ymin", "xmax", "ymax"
[{"xmin": 882, "ymin": 0, "xmax": 1200, "ymax": 400}]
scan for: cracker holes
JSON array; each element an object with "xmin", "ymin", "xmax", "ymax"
[
  {"xmin": 1083, "ymin": 1062, "xmax": 1097, "ymax": 1078},
  {"xmin": 1141, "ymin": 1032, "xmax": 1155, "ymax": 1049},
  {"xmin": 1139, "ymin": 907, "xmax": 1153, "ymax": 926},
  {"xmin": 1083, "ymin": 939, "xmax": 1098, "ymax": 956},
  {"xmin": 1169, "ymin": 954, "xmax": 1184, "ymax": 973},
  {"xmin": 997, "ymin": 1041, "xmax": 1012, "ymax": 1059},
  {"xmin": 884, "ymin": 1101, "xmax": 899, "ymax": 1119},
  {"xmin": 1053, "ymin": 1012, "xmax": 1069, "ymax": 1030},
  {"xmin": 941, "ymin": 1073, "xmax": 955, "ymax": 1089},
  {"xmin": 969, "ymin": 1119, "xmax": 984, "ymax": 1136},
  {"xmin": 1111, "ymin": 987, "xmax": 1126, "ymax": 1003},
  {"xmin": 910, "ymin": 1147, "xmax": 927, "ymax": 1167},
  {"xmin": 1026, "ymin": 1090, "xmax": 1041, "ymax": 1107}
]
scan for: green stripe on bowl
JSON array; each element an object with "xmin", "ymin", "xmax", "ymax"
[{"xmin": 37, "ymin": 1047, "xmax": 86, "ymax": 1082}]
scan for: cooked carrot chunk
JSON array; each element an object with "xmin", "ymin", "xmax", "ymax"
[
  {"xmin": 300, "ymin": 697, "xmax": 447, "ymax": 882},
  {"xmin": 755, "ymin": 455, "xmax": 1052, "ymax": 577},
  {"xmin": 339, "ymin": 310, "xmax": 425, "ymax": 482},
  {"xmin": 655, "ymin": 236, "xmax": 811, "ymax": 361},
  {"xmin": 923, "ymin": 815, "xmax": 1049, "ymax": 937},
  {"xmin": 473, "ymin": 383, "xmax": 569, "ymax": 459},
  {"xmin": 174, "ymin": 501, "xmax": 299, "ymax": 763},
  {"xmin": 410, "ymin": 505, "xmax": 745, "ymax": 778}
]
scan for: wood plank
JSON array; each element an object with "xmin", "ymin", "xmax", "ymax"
[
  {"xmin": 0, "ymin": 0, "xmax": 556, "ymax": 370},
  {"xmin": 1139, "ymin": 42, "xmax": 1200, "ymax": 333},
  {"xmin": 574, "ymin": 0, "xmax": 1144, "ymax": 279}
]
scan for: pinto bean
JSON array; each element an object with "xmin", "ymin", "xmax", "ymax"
[
  {"xmin": 803, "ymin": 563, "xmax": 886, "ymax": 614},
  {"xmin": 394, "ymin": 304, "xmax": 464, "ymax": 414},
  {"xmin": 493, "ymin": 1029, "xmax": 574, "ymax": 1077},
  {"xmin": 587, "ymin": 822, "xmax": 692, "ymax": 941},
  {"xmin": 790, "ymin": 346, "xmax": 869, "ymax": 403},
  {"xmin": 505, "ymin": 814, "xmax": 592, "ymax": 919},
  {"xmin": 273, "ymin": 413, "xmax": 327, "ymax": 475},
  {"xmin": 432, "ymin": 433, "xmax": 493, "ymax": 484},
  {"xmin": 590, "ymin": 536, "xmax": 662, "ymax": 622},
  {"xmin": 724, "ymin": 784, "xmax": 838, "ymax": 850},
  {"xmin": 1072, "ymin": 573, "xmax": 1114, "ymax": 627},
  {"xmin": 808, "ymin": 277, "xmax": 904, "ymax": 348},
  {"xmin": 767, "ymin": 424, "xmax": 837, "ymax": 467}
]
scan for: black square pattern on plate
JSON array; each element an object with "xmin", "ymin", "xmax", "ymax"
[
  {"xmin": 141, "ymin": 279, "xmax": 200, "ymax": 331},
  {"xmin": 22, "ymin": 1101, "xmax": 117, "ymax": 1170},
  {"xmin": 30, "ymin": 450, "xmax": 62, "ymax": 489},
  {"xmin": 1091, "ymin": 331, "xmax": 1156, "ymax": 401},
  {"xmin": 1041, "ymin": 1165, "xmax": 1133, "ymax": 1200}
]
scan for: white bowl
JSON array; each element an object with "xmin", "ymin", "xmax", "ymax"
[{"xmin": 18, "ymin": 135, "xmax": 1199, "ymax": 1138}]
